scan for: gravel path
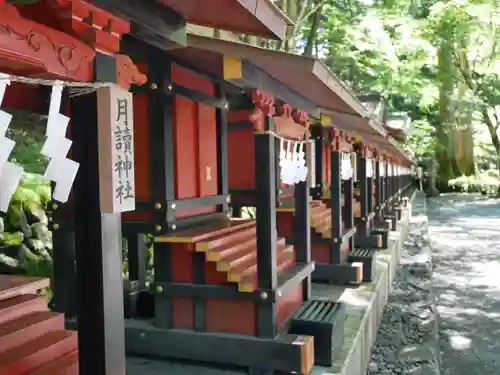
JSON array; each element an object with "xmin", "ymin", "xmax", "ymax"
[
  {"xmin": 426, "ymin": 194, "xmax": 500, "ymax": 375},
  {"xmin": 368, "ymin": 202, "xmax": 439, "ymax": 375}
]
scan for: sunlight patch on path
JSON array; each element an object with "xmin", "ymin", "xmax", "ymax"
[{"xmin": 426, "ymin": 195, "xmax": 500, "ymax": 375}]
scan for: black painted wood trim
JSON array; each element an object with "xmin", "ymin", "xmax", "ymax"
[
  {"xmin": 254, "ymin": 131, "xmax": 278, "ymax": 339},
  {"xmin": 330, "ymin": 150, "xmax": 343, "ymax": 263}
]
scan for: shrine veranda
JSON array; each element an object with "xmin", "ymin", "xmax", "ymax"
[{"xmin": 0, "ymin": 1, "xmax": 415, "ymax": 374}]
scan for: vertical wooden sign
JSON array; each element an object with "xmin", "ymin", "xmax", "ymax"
[{"xmin": 97, "ymin": 86, "xmax": 135, "ymax": 213}]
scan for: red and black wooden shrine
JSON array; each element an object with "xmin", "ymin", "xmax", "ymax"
[
  {"xmin": 298, "ymin": 125, "xmax": 362, "ymax": 284},
  {"xmin": 119, "ymin": 39, "xmax": 320, "ymax": 373}
]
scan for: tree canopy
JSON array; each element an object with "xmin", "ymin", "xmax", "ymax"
[{"xmin": 259, "ymin": 0, "xmax": 500, "ymax": 193}]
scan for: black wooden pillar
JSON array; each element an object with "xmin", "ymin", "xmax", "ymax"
[
  {"xmin": 254, "ymin": 131, "xmax": 278, "ymax": 339},
  {"xmin": 366, "ymin": 157, "xmax": 373, "ymax": 214},
  {"xmin": 148, "ymin": 50, "xmax": 175, "ymax": 329},
  {"xmin": 125, "ymin": 233, "xmax": 147, "ymax": 318},
  {"xmin": 357, "ymin": 145, "xmax": 369, "ymax": 237},
  {"xmin": 127, "ymin": 234, "xmax": 147, "ymax": 286},
  {"xmin": 216, "ymin": 83, "xmax": 229, "ymax": 214},
  {"xmin": 395, "ymin": 165, "xmax": 400, "ymax": 199},
  {"xmin": 384, "ymin": 161, "xmax": 390, "ymax": 214},
  {"xmin": 391, "ymin": 164, "xmax": 396, "ymax": 202},
  {"xmin": 330, "ymin": 143, "xmax": 343, "ymax": 263},
  {"xmin": 294, "ymin": 151, "xmax": 311, "ymax": 301},
  {"xmin": 51, "ymin": 91, "xmax": 77, "ymax": 319},
  {"xmin": 51, "ymin": 226, "xmax": 77, "ymax": 317},
  {"xmin": 71, "ymin": 53, "xmax": 126, "ymax": 375},
  {"xmin": 342, "ymin": 156, "xmax": 354, "ymax": 250},
  {"xmin": 375, "ymin": 158, "xmax": 382, "ymax": 222},
  {"xmin": 311, "ymin": 126, "xmax": 323, "ymax": 200},
  {"xmin": 386, "ymin": 163, "xmax": 393, "ymax": 207}
]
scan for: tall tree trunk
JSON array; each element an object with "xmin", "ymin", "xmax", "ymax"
[
  {"xmin": 436, "ymin": 41, "xmax": 456, "ymax": 190},
  {"xmin": 426, "ymin": 157, "xmax": 440, "ymax": 197},
  {"xmin": 303, "ymin": 8, "xmax": 320, "ymax": 56},
  {"xmin": 453, "ymin": 49, "xmax": 475, "ymax": 176},
  {"xmin": 284, "ymin": 0, "xmax": 298, "ymax": 52},
  {"xmin": 481, "ymin": 107, "xmax": 500, "ymax": 195}
]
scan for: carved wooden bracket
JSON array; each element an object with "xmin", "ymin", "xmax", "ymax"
[
  {"xmin": 278, "ymin": 103, "xmax": 292, "ymax": 118},
  {"xmin": 248, "ymin": 90, "xmax": 311, "ymax": 140},
  {"xmin": 0, "ymin": 0, "xmax": 94, "ymax": 80},
  {"xmin": 250, "ymin": 89, "xmax": 275, "ymax": 117},
  {"xmin": 248, "ymin": 108, "xmax": 265, "ymax": 131},
  {"xmin": 292, "ymin": 109, "xmax": 308, "ymax": 126},
  {"xmin": 355, "ymin": 142, "xmax": 366, "ymax": 157},
  {"xmin": 274, "ymin": 115, "xmax": 308, "ymax": 140},
  {"xmin": 116, "ymin": 54, "xmax": 147, "ymax": 90},
  {"xmin": 273, "ymin": 103, "xmax": 308, "ymax": 139},
  {"xmin": 46, "ymin": 0, "xmax": 130, "ymax": 54},
  {"xmin": 331, "ymin": 128, "xmax": 351, "ymax": 152}
]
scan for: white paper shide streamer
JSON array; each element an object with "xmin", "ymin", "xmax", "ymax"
[
  {"xmin": 279, "ymin": 138, "xmax": 309, "ymax": 185},
  {"xmin": 379, "ymin": 161, "xmax": 385, "ymax": 177},
  {"xmin": 341, "ymin": 152, "xmax": 353, "ymax": 180},
  {"xmin": 41, "ymin": 83, "xmax": 79, "ymax": 203},
  {"xmin": 366, "ymin": 157, "xmax": 374, "ymax": 178},
  {"xmin": 0, "ymin": 74, "xmax": 22, "ymax": 213}
]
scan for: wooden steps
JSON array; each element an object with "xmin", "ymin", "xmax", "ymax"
[
  {"xmin": 30, "ymin": 351, "xmax": 79, "ymax": 375},
  {"xmin": 0, "ymin": 276, "xmax": 78, "ymax": 374},
  {"xmin": 156, "ymin": 219, "xmax": 294, "ymax": 293},
  {"xmin": 310, "ymin": 200, "xmax": 343, "ymax": 240}
]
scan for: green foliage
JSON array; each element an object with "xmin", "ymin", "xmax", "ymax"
[
  {"xmin": 0, "ymin": 109, "xmax": 52, "ymax": 279},
  {"xmin": 0, "ymin": 174, "xmax": 52, "ymax": 279},
  {"xmin": 291, "ymin": 0, "xmax": 500, "ymax": 188},
  {"xmin": 6, "ymin": 109, "xmax": 48, "ymax": 174},
  {"xmin": 448, "ymin": 170, "xmax": 500, "ymax": 194}
]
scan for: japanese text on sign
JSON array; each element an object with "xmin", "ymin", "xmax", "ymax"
[{"xmin": 97, "ymin": 86, "xmax": 135, "ymax": 213}]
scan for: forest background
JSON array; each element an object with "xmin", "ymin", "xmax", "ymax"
[{"xmin": 251, "ymin": 0, "xmax": 500, "ymax": 195}]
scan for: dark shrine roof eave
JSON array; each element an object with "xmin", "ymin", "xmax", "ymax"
[
  {"xmin": 312, "ymin": 59, "xmax": 369, "ymax": 118},
  {"xmin": 234, "ymin": 60, "xmax": 319, "ymax": 116},
  {"xmin": 320, "ymin": 109, "xmax": 387, "ymax": 138},
  {"xmin": 186, "ymin": 34, "xmax": 367, "ymax": 117},
  {"xmin": 159, "ymin": 0, "xmax": 291, "ymax": 40}
]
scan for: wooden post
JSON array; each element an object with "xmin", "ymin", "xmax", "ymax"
[
  {"xmin": 330, "ymin": 131, "xmax": 342, "ymax": 263},
  {"xmin": 342, "ymin": 172, "xmax": 354, "ymax": 251},
  {"xmin": 148, "ymin": 51, "xmax": 175, "ymax": 329},
  {"xmin": 358, "ymin": 144, "xmax": 368, "ymax": 237},
  {"xmin": 71, "ymin": 53, "xmax": 126, "ymax": 375},
  {"xmin": 50, "ymin": 91, "xmax": 77, "ymax": 319},
  {"xmin": 216, "ymin": 83, "xmax": 229, "ymax": 213},
  {"xmin": 375, "ymin": 157, "xmax": 382, "ymax": 222},
  {"xmin": 294, "ymin": 152, "xmax": 311, "ymax": 301},
  {"xmin": 366, "ymin": 156, "xmax": 373, "ymax": 215},
  {"xmin": 254, "ymin": 131, "xmax": 278, "ymax": 339},
  {"xmin": 311, "ymin": 126, "xmax": 323, "ymax": 200}
]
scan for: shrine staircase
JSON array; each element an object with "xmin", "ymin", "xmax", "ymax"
[
  {"xmin": 158, "ymin": 219, "xmax": 295, "ymax": 293},
  {"xmin": 276, "ymin": 199, "xmax": 361, "ymax": 284},
  {"xmin": 0, "ymin": 275, "xmax": 78, "ymax": 374},
  {"xmin": 309, "ymin": 201, "xmax": 350, "ymax": 249}
]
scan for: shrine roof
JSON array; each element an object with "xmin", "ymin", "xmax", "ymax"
[
  {"xmin": 159, "ymin": 0, "xmax": 291, "ymax": 39},
  {"xmin": 321, "ymin": 111, "xmax": 411, "ymax": 161},
  {"xmin": 173, "ymin": 34, "xmax": 412, "ymax": 161},
  {"xmin": 386, "ymin": 112, "xmax": 411, "ymax": 134},
  {"xmin": 184, "ymin": 34, "xmax": 369, "ymax": 117},
  {"xmin": 88, "ymin": 0, "xmax": 290, "ymax": 50}
]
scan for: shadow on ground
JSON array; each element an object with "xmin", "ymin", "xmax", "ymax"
[{"xmin": 425, "ymin": 194, "xmax": 500, "ymax": 375}]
